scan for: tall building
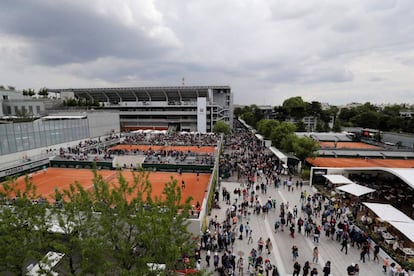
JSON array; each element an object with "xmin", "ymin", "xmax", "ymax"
[{"xmin": 49, "ymin": 86, "xmax": 233, "ymax": 133}]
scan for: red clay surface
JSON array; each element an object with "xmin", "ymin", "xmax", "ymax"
[
  {"xmin": 318, "ymin": 142, "xmax": 382, "ymax": 150},
  {"xmin": 306, "ymin": 157, "xmax": 414, "ymax": 168},
  {"xmin": 3, "ymin": 168, "xmax": 210, "ymax": 205},
  {"xmin": 109, "ymin": 145, "xmax": 216, "ymax": 154}
]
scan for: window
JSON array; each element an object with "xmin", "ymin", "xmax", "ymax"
[
  {"xmin": 3, "ymin": 95, "xmax": 8, "ymax": 100},
  {"xmin": 6, "ymin": 106, "xmax": 11, "ymax": 114},
  {"xmin": 29, "ymin": 106, "xmax": 33, "ymax": 113},
  {"xmin": 36, "ymin": 106, "xmax": 41, "ymax": 114},
  {"xmin": 14, "ymin": 106, "xmax": 19, "ymax": 114}
]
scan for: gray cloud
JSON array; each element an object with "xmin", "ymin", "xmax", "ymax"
[
  {"xmin": 1, "ymin": 0, "xmax": 414, "ymax": 106},
  {"xmin": 0, "ymin": 1, "xmax": 175, "ymax": 65}
]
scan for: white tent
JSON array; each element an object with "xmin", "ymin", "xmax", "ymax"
[
  {"xmin": 336, "ymin": 183, "xmax": 376, "ymax": 197},
  {"xmin": 363, "ymin": 203, "xmax": 413, "ymax": 223},
  {"xmin": 387, "ymin": 221, "xmax": 414, "ymax": 243},
  {"xmin": 363, "ymin": 202, "xmax": 414, "ymax": 243},
  {"xmin": 269, "ymin": 146, "xmax": 288, "ymax": 164},
  {"xmin": 323, "ymin": 174, "xmax": 354, "ymax": 185}
]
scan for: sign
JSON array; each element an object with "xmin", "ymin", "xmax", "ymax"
[{"xmin": 0, "ymin": 158, "xmax": 49, "ymax": 178}]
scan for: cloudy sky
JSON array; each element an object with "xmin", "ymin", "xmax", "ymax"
[{"xmin": 1, "ymin": 0, "xmax": 414, "ymax": 106}]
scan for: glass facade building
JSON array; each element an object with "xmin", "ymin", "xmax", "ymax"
[{"xmin": 0, "ymin": 118, "xmax": 90, "ymax": 155}]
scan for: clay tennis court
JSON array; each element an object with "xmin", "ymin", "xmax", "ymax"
[
  {"xmin": 306, "ymin": 157, "xmax": 414, "ymax": 168},
  {"xmin": 318, "ymin": 141, "xmax": 382, "ymax": 150},
  {"xmin": 109, "ymin": 145, "xmax": 216, "ymax": 154},
  {"xmin": 4, "ymin": 168, "xmax": 210, "ymax": 205}
]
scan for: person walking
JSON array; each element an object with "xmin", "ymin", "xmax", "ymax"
[
  {"xmin": 346, "ymin": 263, "xmax": 356, "ymax": 275},
  {"xmin": 322, "ymin": 261, "xmax": 331, "ymax": 276},
  {"xmin": 237, "ymin": 256, "xmax": 244, "ymax": 276},
  {"xmin": 359, "ymin": 246, "xmax": 366, "ymax": 263},
  {"xmin": 340, "ymin": 237, "xmax": 348, "ymax": 254},
  {"xmin": 310, "ymin": 267, "xmax": 318, "ymax": 276},
  {"xmin": 265, "ymin": 238, "xmax": 273, "ymax": 254},
  {"xmin": 303, "ymin": 261, "xmax": 311, "ymax": 276},
  {"xmin": 293, "ymin": 261, "xmax": 301, "ymax": 276},
  {"xmin": 313, "ymin": 227, "xmax": 320, "ymax": 244},
  {"xmin": 272, "ymin": 265, "xmax": 280, "ymax": 276},
  {"xmin": 247, "ymin": 229, "xmax": 253, "ymax": 244},
  {"xmin": 213, "ymin": 252, "xmax": 219, "ymax": 271},
  {"xmin": 258, "ymin": 237, "xmax": 264, "ymax": 254},
  {"xmin": 373, "ymin": 244, "xmax": 380, "ymax": 263},
  {"xmin": 383, "ymin": 257, "xmax": 389, "ymax": 273},
  {"xmin": 205, "ymin": 250, "xmax": 211, "ymax": 267},
  {"xmin": 292, "ymin": 245, "xmax": 299, "ymax": 261},
  {"xmin": 245, "ymin": 221, "xmax": 250, "ymax": 238},
  {"xmin": 312, "ymin": 247, "xmax": 319, "ymax": 263}
]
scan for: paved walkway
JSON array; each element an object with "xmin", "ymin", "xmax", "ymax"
[{"xmin": 203, "ymin": 176, "xmax": 387, "ymax": 276}]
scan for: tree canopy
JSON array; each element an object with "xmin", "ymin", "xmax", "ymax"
[
  {"xmin": 0, "ymin": 170, "xmax": 197, "ymax": 275},
  {"xmin": 213, "ymin": 120, "xmax": 231, "ymax": 135}
]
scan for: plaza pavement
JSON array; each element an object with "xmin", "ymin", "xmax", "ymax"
[{"xmin": 204, "ymin": 176, "xmax": 387, "ymax": 276}]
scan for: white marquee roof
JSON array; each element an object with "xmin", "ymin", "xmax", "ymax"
[
  {"xmin": 382, "ymin": 168, "xmax": 414, "ymax": 190},
  {"xmin": 363, "ymin": 202, "xmax": 414, "ymax": 243},
  {"xmin": 363, "ymin": 202, "xmax": 413, "ymax": 223},
  {"xmin": 336, "ymin": 183, "xmax": 376, "ymax": 197},
  {"xmin": 388, "ymin": 221, "xmax": 414, "ymax": 243},
  {"xmin": 323, "ymin": 174, "xmax": 354, "ymax": 185},
  {"xmin": 269, "ymin": 146, "xmax": 288, "ymax": 164}
]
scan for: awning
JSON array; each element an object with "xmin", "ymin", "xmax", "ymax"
[
  {"xmin": 336, "ymin": 183, "xmax": 376, "ymax": 197},
  {"xmin": 269, "ymin": 146, "xmax": 288, "ymax": 164},
  {"xmin": 363, "ymin": 202, "xmax": 414, "ymax": 243},
  {"xmin": 323, "ymin": 174, "xmax": 354, "ymax": 185},
  {"xmin": 363, "ymin": 203, "xmax": 413, "ymax": 223},
  {"xmin": 388, "ymin": 221, "xmax": 414, "ymax": 243}
]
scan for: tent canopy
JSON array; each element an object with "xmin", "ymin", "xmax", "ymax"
[
  {"xmin": 323, "ymin": 174, "xmax": 354, "ymax": 185},
  {"xmin": 336, "ymin": 183, "xmax": 376, "ymax": 197},
  {"xmin": 269, "ymin": 146, "xmax": 288, "ymax": 164},
  {"xmin": 363, "ymin": 202, "xmax": 414, "ymax": 243},
  {"xmin": 388, "ymin": 221, "xmax": 414, "ymax": 244},
  {"xmin": 363, "ymin": 202, "xmax": 413, "ymax": 223}
]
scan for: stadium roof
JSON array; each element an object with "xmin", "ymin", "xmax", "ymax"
[{"xmin": 49, "ymin": 86, "xmax": 230, "ymax": 103}]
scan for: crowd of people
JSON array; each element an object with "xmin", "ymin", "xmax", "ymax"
[
  {"xmin": 122, "ymin": 132, "xmax": 219, "ymax": 147},
  {"xmin": 196, "ymin": 120, "xmax": 412, "ymax": 276}
]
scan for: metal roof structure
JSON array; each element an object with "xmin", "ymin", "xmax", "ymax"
[
  {"xmin": 296, "ymin": 132, "xmax": 353, "ymax": 142},
  {"xmin": 49, "ymin": 86, "xmax": 230, "ymax": 103}
]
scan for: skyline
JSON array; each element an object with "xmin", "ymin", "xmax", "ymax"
[{"xmin": 1, "ymin": 0, "xmax": 414, "ymax": 106}]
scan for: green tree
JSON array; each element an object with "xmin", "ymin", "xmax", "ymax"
[
  {"xmin": 234, "ymin": 106, "xmax": 244, "ymax": 118},
  {"xmin": 351, "ymin": 110, "xmax": 380, "ymax": 129},
  {"xmin": 240, "ymin": 111, "xmax": 255, "ymax": 127},
  {"xmin": 292, "ymin": 136, "xmax": 320, "ymax": 161},
  {"xmin": 0, "ymin": 177, "xmax": 49, "ymax": 274},
  {"xmin": 332, "ymin": 119, "xmax": 342, "ymax": 132},
  {"xmin": 213, "ymin": 120, "xmax": 231, "ymax": 135},
  {"xmin": 38, "ymin": 87, "xmax": 49, "ymax": 98},
  {"xmin": 0, "ymin": 169, "xmax": 196, "ymax": 275},
  {"xmin": 282, "ymin": 96, "xmax": 307, "ymax": 120},
  {"xmin": 295, "ymin": 120, "xmax": 307, "ymax": 132},
  {"xmin": 257, "ymin": 119, "xmax": 280, "ymax": 138},
  {"xmin": 270, "ymin": 122, "xmax": 296, "ymax": 148}
]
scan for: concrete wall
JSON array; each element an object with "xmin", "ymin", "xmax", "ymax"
[{"xmin": 87, "ymin": 111, "xmax": 120, "ymax": 137}]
